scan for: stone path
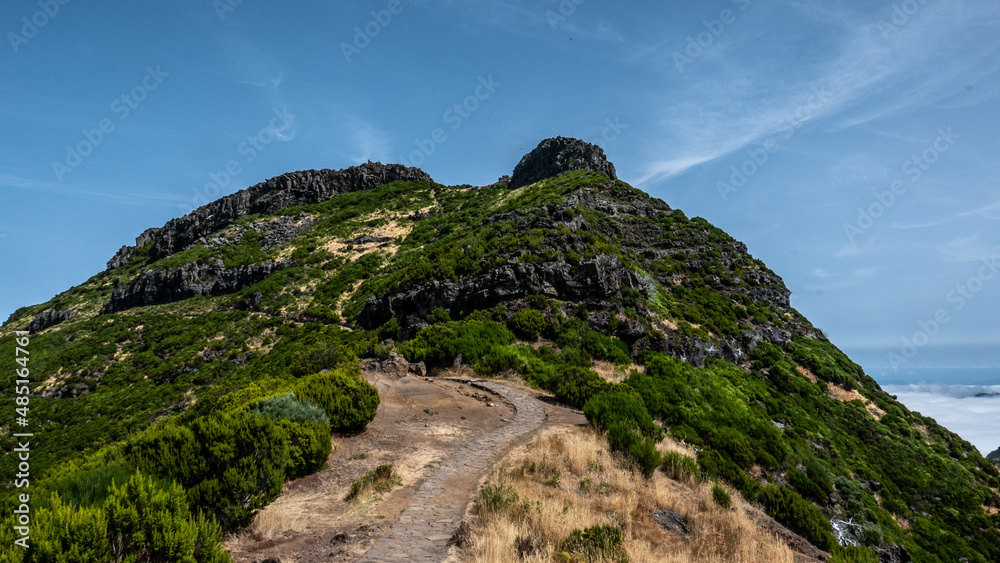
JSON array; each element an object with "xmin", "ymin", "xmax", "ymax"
[{"xmin": 357, "ymin": 379, "xmax": 546, "ymax": 562}]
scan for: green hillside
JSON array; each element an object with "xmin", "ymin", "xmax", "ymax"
[{"xmin": 2, "ymin": 138, "xmax": 998, "ymax": 562}]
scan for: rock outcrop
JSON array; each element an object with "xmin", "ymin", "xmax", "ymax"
[
  {"xmin": 358, "ymin": 254, "xmax": 643, "ymax": 330},
  {"xmin": 100, "ymin": 259, "xmax": 293, "ymax": 314},
  {"xmin": 27, "ymin": 308, "xmax": 77, "ymax": 333},
  {"xmin": 510, "ymin": 137, "xmax": 617, "ymax": 189},
  {"xmin": 107, "ymin": 162, "xmax": 431, "ymax": 270}
]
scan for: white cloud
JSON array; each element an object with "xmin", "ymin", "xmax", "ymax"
[{"xmin": 883, "ymin": 384, "xmax": 1000, "ymax": 455}]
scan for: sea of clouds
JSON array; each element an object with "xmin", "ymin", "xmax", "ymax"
[{"xmin": 882, "ymin": 384, "xmax": 1000, "ymax": 456}]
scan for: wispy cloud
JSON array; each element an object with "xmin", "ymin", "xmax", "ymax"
[
  {"xmin": 636, "ymin": 0, "xmax": 1000, "ymax": 186},
  {"xmin": 0, "ymin": 174, "xmax": 184, "ymax": 207},
  {"xmin": 343, "ymin": 117, "xmax": 393, "ymax": 164}
]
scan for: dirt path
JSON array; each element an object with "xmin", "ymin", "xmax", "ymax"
[
  {"xmin": 225, "ymin": 367, "xmax": 585, "ymax": 563},
  {"xmin": 357, "ymin": 378, "xmax": 547, "ymax": 562}
]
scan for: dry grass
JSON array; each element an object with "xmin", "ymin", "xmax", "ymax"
[
  {"xmin": 248, "ymin": 498, "xmax": 311, "ymax": 540},
  {"xmin": 462, "ymin": 426, "xmax": 794, "ymax": 563},
  {"xmin": 825, "ymin": 383, "xmax": 886, "ymax": 420},
  {"xmin": 795, "ymin": 365, "xmax": 818, "ymax": 384},
  {"xmin": 592, "ymin": 361, "xmax": 644, "ymax": 385}
]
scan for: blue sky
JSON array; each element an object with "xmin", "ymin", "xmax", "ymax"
[{"xmin": 2, "ymin": 0, "xmax": 999, "ymax": 385}]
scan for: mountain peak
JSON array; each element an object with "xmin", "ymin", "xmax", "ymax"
[{"xmin": 510, "ymin": 136, "xmax": 617, "ymax": 189}]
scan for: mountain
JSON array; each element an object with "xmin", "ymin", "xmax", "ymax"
[{"xmin": 2, "ymin": 137, "xmax": 999, "ymax": 562}]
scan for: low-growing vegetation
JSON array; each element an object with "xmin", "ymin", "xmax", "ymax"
[{"xmin": 462, "ymin": 426, "xmax": 796, "ymax": 562}]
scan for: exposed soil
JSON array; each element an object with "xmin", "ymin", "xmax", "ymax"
[
  {"xmin": 225, "ymin": 363, "xmax": 827, "ymax": 563},
  {"xmin": 224, "ymin": 365, "xmax": 586, "ymax": 563}
]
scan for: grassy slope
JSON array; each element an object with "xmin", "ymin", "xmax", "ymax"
[{"xmin": 2, "ymin": 172, "xmax": 998, "ymax": 561}]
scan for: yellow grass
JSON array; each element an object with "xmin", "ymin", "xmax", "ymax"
[{"xmin": 462, "ymin": 426, "xmax": 794, "ymax": 563}]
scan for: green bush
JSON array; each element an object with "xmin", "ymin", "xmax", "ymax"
[
  {"xmin": 558, "ymin": 525, "xmax": 627, "ymax": 563},
  {"xmin": 830, "ymin": 545, "xmax": 880, "ymax": 563},
  {"xmin": 399, "ymin": 320, "xmax": 515, "ymax": 367},
  {"xmin": 788, "ymin": 467, "xmax": 827, "ymax": 503},
  {"xmin": 712, "ymin": 482, "xmax": 733, "ymax": 509},
  {"xmin": 293, "ymin": 369, "xmax": 379, "ymax": 432},
  {"xmin": 25, "ymin": 495, "xmax": 108, "ymax": 563},
  {"xmin": 251, "ymin": 392, "xmax": 330, "ymax": 425},
  {"xmin": 508, "ymin": 308, "xmax": 546, "ymax": 340},
  {"xmin": 279, "ymin": 420, "xmax": 332, "ymax": 479},
  {"xmin": 606, "ymin": 422, "xmax": 662, "ymax": 479},
  {"xmin": 583, "ymin": 392, "xmax": 662, "ymax": 441},
  {"xmin": 105, "ymin": 472, "xmax": 228, "ymax": 562},
  {"xmin": 760, "ymin": 485, "xmax": 836, "ymax": 552},
  {"xmin": 127, "ymin": 411, "xmax": 289, "ymax": 532},
  {"xmin": 581, "ymin": 331, "xmax": 630, "ymax": 365},
  {"xmin": 555, "ymin": 367, "xmax": 612, "ymax": 409}
]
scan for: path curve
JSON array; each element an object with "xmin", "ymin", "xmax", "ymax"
[{"xmin": 357, "ymin": 378, "xmax": 547, "ymax": 562}]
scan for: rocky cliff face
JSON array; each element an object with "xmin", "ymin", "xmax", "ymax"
[
  {"xmin": 27, "ymin": 308, "xmax": 77, "ymax": 334},
  {"xmin": 107, "ymin": 162, "xmax": 431, "ymax": 270},
  {"xmin": 100, "ymin": 259, "xmax": 293, "ymax": 314},
  {"xmin": 358, "ymin": 254, "xmax": 644, "ymax": 331},
  {"xmin": 510, "ymin": 137, "xmax": 617, "ymax": 189}
]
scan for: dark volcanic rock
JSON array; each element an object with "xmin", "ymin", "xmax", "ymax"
[
  {"xmin": 651, "ymin": 510, "xmax": 689, "ymax": 537},
  {"xmin": 100, "ymin": 259, "xmax": 293, "ymax": 314},
  {"xmin": 27, "ymin": 308, "xmax": 77, "ymax": 333},
  {"xmin": 875, "ymin": 545, "xmax": 911, "ymax": 563},
  {"xmin": 357, "ymin": 254, "xmax": 643, "ymax": 330},
  {"xmin": 510, "ymin": 137, "xmax": 617, "ymax": 189},
  {"xmin": 107, "ymin": 162, "xmax": 431, "ymax": 270}
]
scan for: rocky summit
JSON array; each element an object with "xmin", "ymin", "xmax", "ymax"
[
  {"xmin": 510, "ymin": 136, "xmax": 617, "ymax": 189},
  {"xmin": 3, "ymin": 137, "xmax": 998, "ymax": 563}
]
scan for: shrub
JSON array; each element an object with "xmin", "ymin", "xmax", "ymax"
[
  {"xmin": 104, "ymin": 472, "xmax": 228, "ymax": 562},
  {"xmin": 344, "ymin": 464, "xmax": 401, "ymax": 502},
  {"xmin": 581, "ymin": 331, "xmax": 630, "ymax": 365},
  {"xmin": 760, "ymin": 485, "xmax": 836, "ymax": 552},
  {"xmin": 184, "ymin": 412, "xmax": 290, "ymax": 531},
  {"xmin": 558, "ymin": 525, "xmax": 627, "ymax": 563},
  {"xmin": 279, "ymin": 420, "xmax": 333, "ymax": 479},
  {"xmin": 399, "ymin": 320, "xmax": 515, "ymax": 367},
  {"xmin": 251, "ymin": 392, "xmax": 330, "ymax": 426},
  {"xmin": 788, "ymin": 467, "xmax": 827, "ymax": 503},
  {"xmin": 606, "ymin": 422, "xmax": 662, "ymax": 479},
  {"xmin": 830, "ymin": 545, "xmax": 880, "ymax": 563},
  {"xmin": 293, "ymin": 369, "xmax": 379, "ymax": 432},
  {"xmin": 508, "ymin": 308, "xmax": 546, "ymax": 341},
  {"xmin": 583, "ymin": 392, "xmax": 662, "ymax": 441},
  {"xmin": 712, "ymin": 482, "xmax": 733, "ymax": 509},
  {"xmin": 27, "ymin": 495, "xmax": 108, "ymax": 563},
  {"xmin": 555, "ymin": 367, "xmax": 612, "ymax": 409}
]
